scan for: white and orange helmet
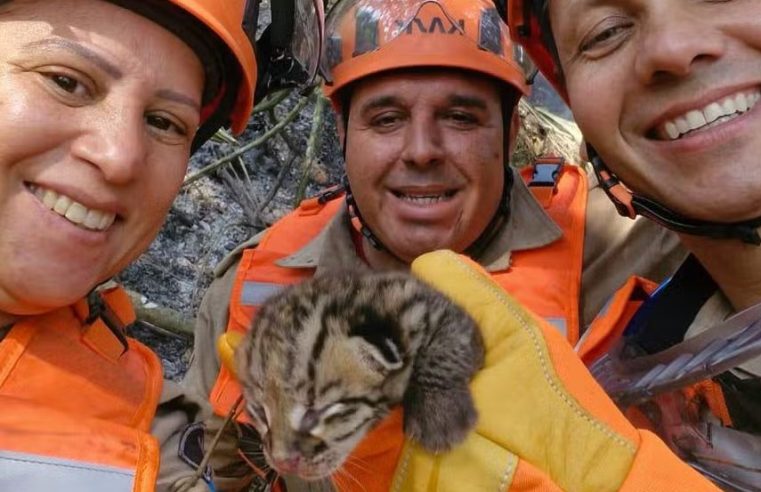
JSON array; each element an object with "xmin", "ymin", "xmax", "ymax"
[{"xmin": 320, "ymin": 0, "xmax": 534, "ymax": 107}]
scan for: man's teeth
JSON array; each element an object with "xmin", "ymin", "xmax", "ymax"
[
  {"xmin": 395, "ymin": 192, "xmax": 454, "ymax": 204},
  {"xmin": 31, "ymin": 186, "xmax": 115, "ymax": 231},
  {"xmin": 662, "ymin": 90, "xmax": 761, "ymax": 140}
]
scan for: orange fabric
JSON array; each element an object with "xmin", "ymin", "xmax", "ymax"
[
  {"xmin": 0, "ymin": 398, "xmax": 159, "ymax": 474},
  {"xmin": 210, "ymin": 197, "xmax": 346, "ymax": 416},
  {"xmin": 577, "ymin": 276, "xmax": 657, "ymax": 365},
  {"xmin": 685, "ymin": 380, "xmax": 733, "ymax": 427},
  {"xmin": 505, "ymin": 165, "xmax": 587, "ymax": 344},
  {"xmin": 82, "ymin": 319, "xmax": 128, "ymax": 362},
  {"xmin": 620, "ymin": 430, "xmax": 720, "ymax": 492},
  {"xmin": 334, "ymin": 408, "xmax": 405, "ymax": 492},
  {"xmin": 509, "ymin": 459, "xmax": 563, "ymax": 492},
  {"xmin": 528, "ymin": 185, "xmax": 555, "ymax": 208},
  {"xmin": 0, "ymin": 286, "xmax": 163, "ymax": 489}
]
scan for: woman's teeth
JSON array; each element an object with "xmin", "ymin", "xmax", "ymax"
[
  {"xmin": 661, "ymin": 90, "xmax": 760, "ymax": 140},
  {"xmin": 29, "ymin": 185, "xmax": 116, "ymax": 231}
]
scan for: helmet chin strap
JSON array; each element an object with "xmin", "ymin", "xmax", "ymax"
[{"xmin": 587, "ymin": 143, "xmax": 761, "ymax": 246}]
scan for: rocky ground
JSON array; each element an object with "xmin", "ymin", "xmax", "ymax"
[{"xmin": 120, "ymin": 77, "xmax": 579, "ymax": 381}]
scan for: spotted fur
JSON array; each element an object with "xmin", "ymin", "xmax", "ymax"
[{"xmin": 236, "ymin": 271, "xmax": 484, "ymax": 481}]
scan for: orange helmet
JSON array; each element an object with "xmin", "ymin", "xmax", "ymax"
[
  {"xmin": 506, "ymin": 0, "xmax": 566, "ymax": 100},
  {"xmin": 167, "ymin": 0, "xmax": 258, "ymax": 136},
  {"xmin": 320, "ymin": 0, "xmax": 532, "ymax": 105}
]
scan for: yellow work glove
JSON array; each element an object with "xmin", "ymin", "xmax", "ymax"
[{"xmin": 391, "ymin": 250, "xmax": 718, "ymax": 492}]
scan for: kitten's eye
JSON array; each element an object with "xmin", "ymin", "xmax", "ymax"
[
  {"xmin": 321, "ymin": 402, "xmax": 358, "ymax": 426},
  {"xmin": 323, "ymin": 403, "xmax": 347, "ymax": 419}
]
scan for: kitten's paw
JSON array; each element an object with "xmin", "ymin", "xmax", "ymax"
[{"xmin": 402, "ymin": 385, "xmax": 477, "ymax": 453}]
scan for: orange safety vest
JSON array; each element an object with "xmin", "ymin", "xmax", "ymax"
[
  {"xmin": 0, "ymin": 285, "xmax": 163, "ymax": 492},
  {"xmin": 208, "ymin": 162, "xmax": 587, "ymax": 488},
  {"xmin": 579, "ymin": 276, "xmax": 734, "ymax": 428}
]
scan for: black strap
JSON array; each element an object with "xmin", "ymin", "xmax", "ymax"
[
  {"xmin": 254, "ymin": 0, "xmax": 313, "ymax": 101},
  {"xmin": 316, "ymin": 183, "xmax": 345, "ymax": 205},
  {"xmin": 343, "ymin": 167, "xmax": 514, "ymax": 259},
  {"xmin": 242, "ymin": 0, "xmax": 261, "ymax": 45},
  {"xmin": 85, "ymin": 291, "xmax": 130, "ymax": 355},
  {"xmin": 269, "ymin": 0, "xmax": 296, "ymax": 50},
  {"xmin": 0, "ymin": 323, "xmax": 11, "ymax": 343},
  {"xmin": 465, "ymin": 169, "xmax": 513, "ymax": 259},
  {"xmin": 588, "ymin": 145, "xmax": 761, "ymax": 245},
  {"xmin": 633, "ymin": 194, "xmax": 761, "ymax": 246},
  {"xmin": 714, "ymin": 372, "xmax": 761, "ymax": 434},
  {"xmin": 626, "ymin": 255, "xmax": 718, "ymax": 354}
]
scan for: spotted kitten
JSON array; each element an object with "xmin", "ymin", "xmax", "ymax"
[{"xmin": 236, "ymin": 271, "xmax": 484, "ymax": 481}]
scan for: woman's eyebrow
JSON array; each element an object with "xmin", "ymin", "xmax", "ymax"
[
  {"xmin": 157, "ymin": 89, "xmax": 201, "ymax": 111},
  {"xmin": 23, "ymin": 38, "xmax": 201, "ymax": 111},
  {"xmin": 22, "ymin": 37, "xmax": 123, "ymax": 79}
]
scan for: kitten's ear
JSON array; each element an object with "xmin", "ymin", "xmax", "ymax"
[
  {"xmin": 349, "ymin": 310, "xmax": 403, "ymax": 373},
  {"xmin": 354, "ymin": 336, "xmax": 403, "ymax": 373}
]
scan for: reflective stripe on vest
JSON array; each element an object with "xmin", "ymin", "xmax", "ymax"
[
  {"xmin": 0, "ymin": 450, "xmax": 134, "ymax": 492},
  {"xmin": 0, "ymin": 286, "xmax": 163, "ymax": 491},
  {"xmin": 241, "ymin": 281, "xmax": 285, "ymax": 306},
  {"xmin": 545, "ymin": 317, "xmax": 568, "ymax": 338}
]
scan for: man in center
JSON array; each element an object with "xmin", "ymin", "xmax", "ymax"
[{"xmin": 184, "ymin": 0, "xmax": 685, "ymax": 489}]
